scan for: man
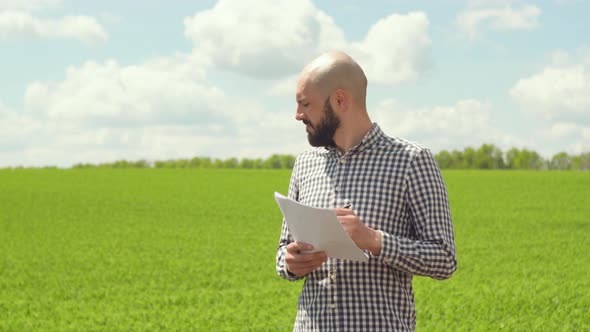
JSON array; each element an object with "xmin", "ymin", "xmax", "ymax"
[{"xmin": 275, "ymin": 51, "xmax": 457, "ymax": 331}]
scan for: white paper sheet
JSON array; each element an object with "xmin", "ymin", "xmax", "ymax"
[{"xmin": 274, "ymin": 192, "xmax": 369, "ymax": 263}]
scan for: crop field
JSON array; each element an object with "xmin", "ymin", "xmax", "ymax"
[{"xmin": 0, "ymin": 169, "xmax": 589, "ymax": 331}]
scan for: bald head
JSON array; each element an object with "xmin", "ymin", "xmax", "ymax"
[{"xmin": 300, "ymin": 51, "xmax": 368, "ymax": 108}]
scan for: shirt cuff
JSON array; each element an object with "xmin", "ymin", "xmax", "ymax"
[
  {"xmin": 372, "ymin": 230, "xmax": 398, "ymax": 266},
  {"xmin": 282, "ymin": 261, "xmax": 303, "ymax": 281}
]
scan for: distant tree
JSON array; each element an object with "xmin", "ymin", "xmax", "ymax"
[
  {"xmin": 492, "ymin": 146, "xmax": 505, "ymax": 169},
  {"xmin": 435, "ymin": 150, "xmax": 453, "ymax": 169},
  {"xmin": 189, "ymin": 157, "xmax": 202, "ymax": 168},
  {"xmin": 572, "ymin": 152, "xmax": 590, "ymax": 170},
  {"xmin": 474, "ymin": 144, "xmax": 504, "ymax": 169},
  {"xmin": 463, "ymin": 147, "xmax": 476, "ymax": 169},
  {"xmin": 200, "ymin": 157, "xmax": 212, "ymax": 168},
  {"xmin": 112, "ymin": 160, "xmax": 131, "ymax": 168},
  {"xmin": 505, "ymin": 148, "xmax": 519, "ymax": 169},
  {"xmin": 72, "ymin": 163, "xmax": 93, "ymax": 169},
  {"xmin": 240, "ymin": 158, "xmax": 254, "ymax": 169},
  {"xmin": 264, "ymin": 154, "xmax": 283, "ymax": 169},
  {"xmin": 179, "ymin": 159, "xmax": 192, "ymax": 168},
  {"xmin": 213, "ymin": 159, "xmax": 224, "ymax": 168},
  {"xmin": 280, "ymin": 154, "xmax": 296, "ymax": 169},
  {"xmin": 253, "ymin": 158, "xmax": 265, "ymax": 169},
  {"xmin": 506, "ymin": 148, "xmax": 543, "ymax": 170},
  {"xmin": 550, "ymin": 152, "xmax": 572, "ymax": 170},
  {"xmin": 523, "ymin": 149, "xmax": 543, "ymax": 170},
  {"xmin": 154, "ymin": 160, "xmax": 166, "ymax": 168},
  {"xmin": 131, "ymin": 159, "xmax": 150, "ymax": 168},
  {"xmin": 474, "ymin": 145, "xmax": 493, "ymax": 169},
  {"xmin": 223, "ymin": 158, "xmax": 239, "ymax": 168},
  {"xmin": 582, "ymin": 152, "xmax": 590, "ymax": 171},
  {"xmin": 582, "ymin": 153, "xmax": 590, "ymax": 170},
  {"xmin": 450, "ymin": 150, "xmax": 464, "ymax": 169}
]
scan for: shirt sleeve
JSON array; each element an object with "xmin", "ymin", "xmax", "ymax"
[
  {"xmin": 375, "ymin": 149, "xmax": 457, "ymax": 280},
  {"xmin": 276, "ymin": 158, "xmax": 304, "ymax": 281}
]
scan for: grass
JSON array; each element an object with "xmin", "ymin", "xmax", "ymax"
[
  {"xmin": 0, "ymin": 169, "xmax": 588, "ymax": 331},
  {"xmin": 415, "ymin": 171, "xmax": 590, "ymax": 331}
]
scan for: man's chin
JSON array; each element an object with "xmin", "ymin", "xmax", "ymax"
[{"xmin": 307, "ymin": 134, "xmax": 319, "ymax": 147}]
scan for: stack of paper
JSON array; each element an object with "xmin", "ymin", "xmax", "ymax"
[{"xmin": 274, "ymin": 192, "xmax": 369, "ymax": 262}]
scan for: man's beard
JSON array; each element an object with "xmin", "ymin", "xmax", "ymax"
[{"xmin": 305, "ymin": 98, "xmax": 340, "ymax": 148}]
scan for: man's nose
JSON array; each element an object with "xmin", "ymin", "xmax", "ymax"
[{"xmin": 295, "ymin": 109, "xmax": 305, "ymax": 121}]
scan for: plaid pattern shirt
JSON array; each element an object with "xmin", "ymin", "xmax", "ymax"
[{"xmin": 276, "ymin": 124, "xmax": 457, "ymax": 332}]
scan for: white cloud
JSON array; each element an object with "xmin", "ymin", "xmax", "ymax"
[
  {"xmin": 510, "ymin": 54, "xmax": 590, "ymax": 123},
  {"xmin": 0, "ymin": 0, "xmax": 107, "ymax": 45},
  {"xmin": 0, "ymin": 101, "xmax": 42, "ymax": 155},
  {"xmin": 23, "ymin": 54, "xmax": 224, "ymax": 127},
  {"xmin": 456, "ymin": 3, "xmax": 541, "ymax": 39},
  {"xmin": 350, "ymin": 12, "xmax": 431, "ymax": 85},
  {"xmin": 234, "ymin": 105, "xmax": 308, "ymax": 157},
  {"xmin": 509, "ymin": 54, "xmax": 590, "ymax": 156},
  {"xmin": 1, "ymin": 53, "xmax": 231, "ymax": 166},
  {"xmin": 371, "ymin": 98, "xmax": 522, "ymax": 152},
  {"xmin": 0, "ymin": 10, "xmax": 107, "ymax": 45},
  {"xmin": 185, "ymin": 0, "xmax": 431, "ymax": 85},
  {"xmin": 467, "ymin": 0, "xmax": 517, "ymax": 5},
  {"xmin": 546, "ymin": 122, "xmax": 590, "ymax": 154},
  {"xmin": 0, "ymin": 0, "xmax": 61, "ymax": 11},
  {"xmin": 550, "ymin": 122, "xmax": 590, "ymax": 139},
  {"xmin": 184, "ymin": 0, "xmax": 345, "ymax": 78},
  {"xmin": 266, "ymin": 74, "xmax": 298, "ymax": 97},
  {"xmin": 0, "ymin": 100, "xmax": 306, "ymax": 167}
]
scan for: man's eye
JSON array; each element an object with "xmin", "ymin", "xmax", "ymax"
[{"xmin": 303, "ymin": 103, "xmax": 309, "ymax": 107}]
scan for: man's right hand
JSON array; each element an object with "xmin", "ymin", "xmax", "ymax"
[{"xmin": 285, "ymin": 242, "xmax": 328, "ymax": 277}]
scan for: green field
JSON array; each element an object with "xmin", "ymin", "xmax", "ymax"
[{"xmin": 1, "ymin": 169, "xmax": 589, "ymax": 331}]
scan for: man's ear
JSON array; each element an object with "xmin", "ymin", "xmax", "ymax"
[{"xmin": 334, "ymin": 89, "xmax": 349, "ymax": 111}]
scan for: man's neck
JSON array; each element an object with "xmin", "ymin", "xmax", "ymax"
[{"xmin": 334, "ymin": 116, "xmax": 373, "ymax": 155}]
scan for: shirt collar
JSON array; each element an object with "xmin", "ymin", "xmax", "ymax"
[{"xmin": 324, "ymin": 123, "xmax": 384, "ymax": 157}]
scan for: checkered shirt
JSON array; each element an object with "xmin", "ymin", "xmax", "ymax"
[{"xmin": 276, "ymin": 124, "xmax": 457, "ymax": 332}]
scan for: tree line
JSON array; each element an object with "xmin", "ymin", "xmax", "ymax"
[
  {"xmin": 71, "ymin": 154, "xmax": 297, "ymax": 170},
  {"xmin": 3, "ymin": 145, "xmax": 588, "ymax": 170},
  {"xmin": 70, "ymin": 145, "xmax": 589, "ymax": 170},
  {"xmin": 434, "ymin": 144, "xmax": 589, "ymax": 170}
]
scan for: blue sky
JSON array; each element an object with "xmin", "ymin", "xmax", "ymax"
[{"xmin": 1, "ymin": 0, "xmax": 589, "ymax": 167}]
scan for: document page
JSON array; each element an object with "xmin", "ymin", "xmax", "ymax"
[{"xmin": 274, "ymin": 192, "xmax": 369, "ymax": 263}]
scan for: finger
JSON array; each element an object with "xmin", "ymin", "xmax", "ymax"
[
  {"xmin": 295, "ymin": 241, "xmax": 314, "ymax": 251},
  {"xmin": 286, "ymin": 241, "xmax": 313, "ymax": 253},
  {"xmin": 287, "ymin": 250, "xmax": 326, "ymax": 263},
  {"xmin": 334, "ymin": 208, "xmax": 354, "ymax": 216},
  {"xmin": 286, "ymin": 256, "xmax": 326, "ymax": 276},
  {"xmin": 288, "ymin": 257, "xmax": 324, "ymax": 270},
  {"xmin": 336, "ymin": 215, "xmax": 356, "ymax": 225},
  {"xmin": 301, "ymin": 251, "xmax": 327, "ymax": 262}
]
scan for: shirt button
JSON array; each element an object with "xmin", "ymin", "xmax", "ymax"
[
  {"xmin": 384, "ymin": 258, "xmax": 392, "ymax": 264},
  {"xmin": 330, "ymin": 274, "xmax": 336, "ymax": 280},
  {"xmin": 339, "ymin": 159, "xmax": 346, "ymax": 164},
  {"xmin": 328, "ymin": 304, "xmax": 337, "ymax": 309},
  {"xmin": 334, "ymin": 185, "xmax": 341, "ymax": 191}
]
